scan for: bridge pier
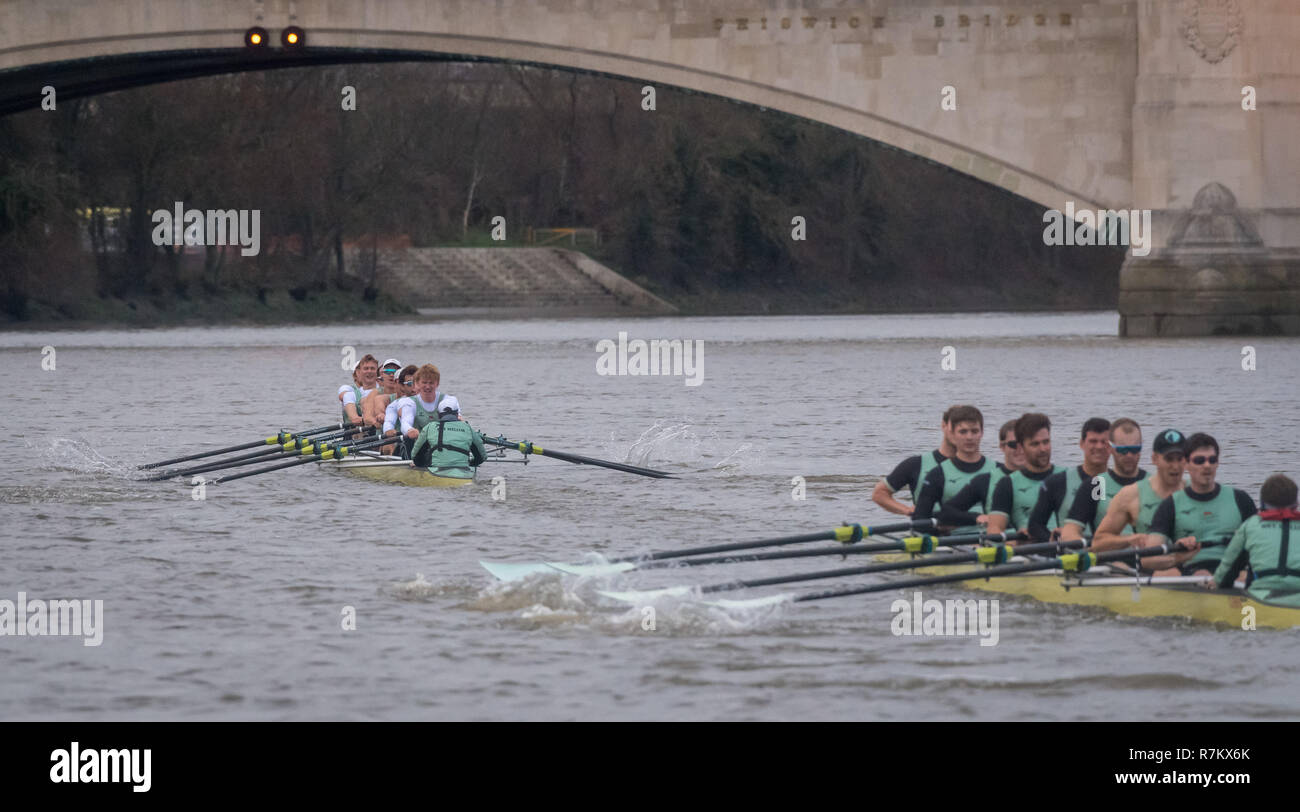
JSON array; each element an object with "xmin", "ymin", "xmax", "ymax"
[
  {"xmin": 1119, "ymin": 183, "xmax": 1300, "ymax": 336},
  {"xmin": 1119, "ymin": 0, "xmax": 1300, "ymax": 337}
]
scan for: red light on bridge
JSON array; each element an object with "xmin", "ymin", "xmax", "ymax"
[
  {"xmin": 282, "ymin": 26, "xmax": 306, "ymax": 48},
  {"xmin": 244, "ymin": 27, "xmax": 268, "ymax": 48}
]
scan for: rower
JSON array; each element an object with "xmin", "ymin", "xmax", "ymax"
[
  {"xmin": 1025, "ymin": 417, "xmax": 1112, "ymax": 542},
  {"xmin": 870, "ymin": 406, "xmax": 959, "ymax": 516},
  {"xmin": 362, "ymin": 358, "xmax": 403, "ymax": 431},
  {"xmin": 985, "ymin": 412, "xmax": 1062, "ymax": 537},
  {"xmin": 912, "ymin": 406, "xmax": 996, "ymax": 522},
  {"xmin": 1147, "ymin": 432, "xmax": 1257, "ymax": 576},
  {"xmin": 1215, "ymin": 474, "xmax": 1300, "ymax": 605},
  {"xmin": 1059, "ymin": 417, "xmax": 1148, "ymax": 541},
  {"xmin": 1088, "ymin": 429, "xmax": 1194, "ymax": 571},
  {"xmin": 935, "ymin": 419, "xmax": 1023, "ymax": 529},
  {"xmin": 338, "ymin": 354, "xmax": 379, "ymax": 427},
  {"xmin": 394, "ymin": 364, "xmax": 450, "ymax": 456},
  {"xmin": 411, "ymin": 396, "xmax": 487, "ymax": 476},
  {"xmin": 380, "ymin": 364, "xmax": 418, "ymax": 454}
]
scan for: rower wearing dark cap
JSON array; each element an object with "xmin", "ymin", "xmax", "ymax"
[{"xmin": 1147, "ymin": 432, "xmax": 1256, "ymax": 576}]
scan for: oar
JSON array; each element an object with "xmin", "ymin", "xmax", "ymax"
[
  {"xmin": 208, "ymin": 436, "xmax": 391, "ymax": 484},
  {"xmin": 138, "ymin": 423, "xmax": 349, "ymax": 469},
  {"xmin": 145, "ymin": 428, "xmax": 367, "ymax": 480},
  {"xmin": 482, "ymin": 435, "xmax": 674, "ymax": 479},
  {"xmin": 600, "ymin": 535, "xmax": 1074, "ymax": 603},
  {"xmin": 480, "ymin": 519, "xmax": 938, "ymax": 581},
  {"xmin": 650, "ymin": 529, "xmax": 1020, "ymax": 569},
  {"xmin": 754, "ymin": 540, "xmax": 1190, "ymax": 605}
]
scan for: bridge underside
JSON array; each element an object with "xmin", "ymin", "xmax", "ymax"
[{"xmin": 0, "ymin": 49, "xmax": 502, "ymax": 116}]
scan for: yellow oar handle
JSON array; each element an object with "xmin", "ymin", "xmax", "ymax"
[
  {"xmin": 833, "ymin": 524, "xmax": 865, "ymax": 543},
  {"xmin": 901, "ymin": 535, "xmax": 942, "ymax": 554},
  {"xmin": 515, "ymin": 442, "xmax": 544, "ymax": 454},
  {"xmin": 1059, "ymin": 552, "xmax": 1098, "ymax": 572}
]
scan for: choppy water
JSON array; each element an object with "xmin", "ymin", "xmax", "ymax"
[{"xmin": 3, "ymin": 312, "xmax": 1298, "ymax": 720}]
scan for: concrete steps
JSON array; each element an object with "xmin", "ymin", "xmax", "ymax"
[{"xmin": 347, "ymin": 247, "xmax": 675, "ymax": 315}]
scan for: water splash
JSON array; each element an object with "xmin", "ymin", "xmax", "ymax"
[
  {"xmin": 35, "ymin": 437, "xmax": 136, "ymax": 477},
  {"xmin": 617, "ymin": 421, "xmax": 760, "ymax": 475}
]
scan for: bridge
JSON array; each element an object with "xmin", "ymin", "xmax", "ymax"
[{"xmin": 2, "ymin": 0, "xmax": 1297, "ymax": 335}]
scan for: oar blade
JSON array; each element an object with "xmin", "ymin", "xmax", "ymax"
[
  {"xmin": 479, "ymin": 561, "xmax": 560, "ymax": 581},
  {"xmin": 546, "ymin": 561, "xmax": 638, "ymax": 578},
  {"xmin": 597, "ymin": 586, "xmax": 693, "ymax": 604},
  {"xmin": 701, "ymin": 594, "xmax": 793, "ymax": 610}
]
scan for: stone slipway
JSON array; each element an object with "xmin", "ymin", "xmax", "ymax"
[{"xmin": 349, "ymin": 247, "xmax": 676, "ymax": 317}]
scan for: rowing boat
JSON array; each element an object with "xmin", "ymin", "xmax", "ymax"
[
  {"xmin": 316, "ymin": 455, "xmax": 475, "ymax": 487},
  {"xmin": 880, "ymin": 548, "xmax": 1300, "ymax": 630}
]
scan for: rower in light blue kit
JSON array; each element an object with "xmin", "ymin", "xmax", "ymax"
[
  {"xmin": 1214, "ymin": 474, "xmax": 1300, "ymax": 606},
  {"xmin": 1147, "ymin": 432, "xmax": 1256, "ymax": 576},
  {"xmin": 411, "ymin": 396, "xmax": 487, "ymax": 479}
]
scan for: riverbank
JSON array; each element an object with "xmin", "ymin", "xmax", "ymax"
[{"xmin": 0, "ymin": 288, "xmax": 415, "ymax": 331}]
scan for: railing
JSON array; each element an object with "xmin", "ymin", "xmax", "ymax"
[{"xmin": 525, "ymin": 227, "xmax": 599, "ymax": 248}]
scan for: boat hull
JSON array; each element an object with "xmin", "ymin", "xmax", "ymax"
[
  {"xmin": 880, "ymin": 550, "xmax": 1300, "ymax": 630},
  {"xmin": 317, "ymin": 456, "xmax": 474, "ymax": 488}
]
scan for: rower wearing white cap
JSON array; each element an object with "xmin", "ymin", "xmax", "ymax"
[
  {"xmin": 410, "ymin": 395, "xmax": 486, "ymax": 477},
  {"xmin": 361, "ymin": 358, "xmax": 404, "ymax": 430},
  {"xmin": 380, "ymin": 364, "xmax": 418, "ymax": 453}
]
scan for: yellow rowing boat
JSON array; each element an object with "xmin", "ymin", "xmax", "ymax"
[
  {"xmin": 316, "ymin": 456, "xmax": 475, "ymax": 488},
  {"xmin": 884, "ymin": 549, "xmax": 1300, "ymax": 630}
]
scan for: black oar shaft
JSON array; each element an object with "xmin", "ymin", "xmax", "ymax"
[
  {"xmin": 702, "ymin": 537, "xmax": 1067, "ymax": 594},
  {"xmin": 147, "ymin": 445, "xmax": 289, "ymax": 480},
  {"xmin": 792, "ymin": 544, "xmax": 1174, "ymax": 603},
  {"xmin": 667, "ymin": 531, "xmax": 1019, "ymax": 569},
  {"xmin": 151, "ymin": 428, "xmax": 364, "ymax": 479},
  {"xmin": 138, "ymin": 423, "xmax": 346, "ymax": 469},
  {"xmin": 482, "ymin": 436, "xmax": 673, "ymax": 479},
  {"xmin": 211, "ymin": 437, "xmax": 389, "ymax": 484},
  {"xmin": 613, "ymin": 519, "xmax": 935, "ymax": 564}
]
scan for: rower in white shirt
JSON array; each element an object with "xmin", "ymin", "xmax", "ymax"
[
  {"xmin": 391, "ymin": 364, "xmax": 461, "ymax": 456},
  {"xmin": 337, "ymin": 354, "xmax": 379, "ymax": 427}
]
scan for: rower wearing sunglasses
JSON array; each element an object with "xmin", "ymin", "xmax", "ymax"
[
  {"xmin": 361, "ymin": 358, "xmax": 404, "ymax": 431},
  {"xmin": 1089, "ymin": 429, "xmax": 1189, "ymax": 569},
  {"xmin": 1057, "ymin": 417, "xmax": 1149, "ymax": 541},
  {"xmin": 1146, "ymin": 432, "xmax": 1257, "ymax": 576},
  {"xmin": 1025, "ymin": 417, "xmax": 1114, "ymax": 542},
  {"xmin": 379, "ymin": 365, "xmax": 418, "ymax": 454}
]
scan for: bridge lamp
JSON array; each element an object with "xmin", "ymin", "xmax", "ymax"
[
  {"xmin": 281, "ymin": 26, "xmax": 306, "ymax": 48},
  {"xmin": 244, "ymin": 27, "xmax": 269, "ymax": 48}
]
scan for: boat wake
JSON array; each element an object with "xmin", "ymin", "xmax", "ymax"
[
  {"xmin": 388, "ymin": 573, "xmax": 480, "ymax": 601},
  {"xmin": 619, "ymin": 421, "xmax": 759, "ymax": 476},
  {"xmin": 464, "ymin": 563, "xmax": 791, "ymax": 635}
]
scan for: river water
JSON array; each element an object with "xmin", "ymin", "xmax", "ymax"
[{"xmin": 2, "ymin": 312, "xmax": 1298, "ymax": 720}]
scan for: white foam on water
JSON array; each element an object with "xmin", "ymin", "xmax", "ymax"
[{"xmin": 614, "ymin": 421, "xmax": 761, "ymax": 476}]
